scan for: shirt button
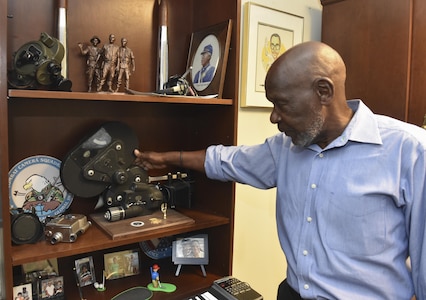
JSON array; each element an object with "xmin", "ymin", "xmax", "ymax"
[
  {"xmin": 304, "ymin": 284, "xmax": 310, "ymax": 290},
  {"xmin": 311, "ymin": 183, "xmax": 317, "ymax": 189},
  {"xmin": 307, "ymin": 217, "xmax": 312, "ymax": 223},
  {"xmin": 319, "ymin": 153, "xmax": 324, "ymax": 158},
  {"xmin": 303, "ymin": 250, "xmax": 308, "ymax": 256}
]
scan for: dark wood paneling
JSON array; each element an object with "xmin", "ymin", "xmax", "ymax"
[
  {"xmin": 408, "ymin": 0, "xmax": 426, "ymax": 125},
  {"xmin": 321, "ymin": 0, "xmax": 412, "ymax": 121}
]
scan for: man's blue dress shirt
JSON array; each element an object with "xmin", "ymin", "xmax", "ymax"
[{"xmin": 205, "ymin": 100, "xmax": 426, "ymax": 299}]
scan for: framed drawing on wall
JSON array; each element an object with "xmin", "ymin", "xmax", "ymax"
[
  {"xmin": 241, "ymin": 3, "xmax": 304, "ymax": 107},
  {"xmin": 186, "ymin": 20, "xmax": 232, "ymax": 98}
]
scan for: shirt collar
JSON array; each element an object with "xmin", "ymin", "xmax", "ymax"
[
  {"xmin": 308, "ymin": 99, "xmax": 382, "ymax": 152},
  {"xmin": 345, "ymin": 99, "xmax": 382, "ymax": 145}
]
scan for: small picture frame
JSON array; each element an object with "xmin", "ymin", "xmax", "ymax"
[
  {"xmin": 74, "ymin": 256, "xmax": 96, "ymax": 287},
  {"xmin": 172, "ymin": 234, "xmax": 209, "ymax": 266},
  {"xmin": 13, "ymin": 283, "xmax": 32, "ymax": 300},
  {"xmin": 186, "ymin": 20, "xmax": 232, "ymax": 98},
  {"xmin": 39, "ymin": 276, "xmax": 64, "ymax": 299},
  {"xmin": 104, "ymin": 249, "xmax": 140, "ymax": 280}
]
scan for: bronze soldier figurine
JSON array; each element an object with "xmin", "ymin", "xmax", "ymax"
[
  {"xmin": 97, "ymin": 34, "xmax": 119, "ymax": 92},
  {"xmin": 116, "ymin": 37, "xmax": 135, "ymax": 92},
  {"xmin": 78, "ymin": 36, "xmax": 102, "ymax": 92}
]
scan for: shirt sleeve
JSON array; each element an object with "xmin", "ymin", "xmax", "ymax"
[
  {"xmin": 405, "ymin": 146, "xmax": 426, "ymax": 298},
  {"xmin": 204, "ymin": 135, "xmax": 284, "ymax": 189}
]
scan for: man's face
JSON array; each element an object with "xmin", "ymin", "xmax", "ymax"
[
  {"xmin": 267, "ymin": 81, "xmax": 324, "ymax": 147},
  {"xmin": 270, "ymin": 36, "xmax": 281, "ymax": 59},
  {"xmin": 201, "ymin": 52, "xmax": 211, "ymax": 67},
  {"xmin": 110, "ymin": 35, "xmax": 115, "ymax": 43},
  {"xmin": 121, "ymin": 39, "xmax": 127, "ymax": 47}
]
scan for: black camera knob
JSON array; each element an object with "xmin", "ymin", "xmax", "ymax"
[{"xmin": 113, "ymin": 170, "xmax": 128, "ymax": 185}]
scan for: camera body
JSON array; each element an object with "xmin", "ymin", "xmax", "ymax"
[
  {"xmin": 159, "ymin": 177, "xmax": 193, "ymax": 209},
  {"xmin": 8, "ymin": 32, "xmax": 72, "ymax": 91},
  {"xmin": 44, "ymin": 214, "xmax": 91, "ymax": 244}
]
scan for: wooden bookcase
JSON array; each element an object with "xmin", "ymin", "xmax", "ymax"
[{"xmin": 0, "ymin": 0, "xmax": 241, "ymax": 298}]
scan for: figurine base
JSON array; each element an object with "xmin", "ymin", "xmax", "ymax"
[
  {"xmin": 147, "ymin": 282, "xmax": 176, "ymax": 293},
  {"xmin": 111, "ymin": 286, "xmax": 152, "ymax": 300}
]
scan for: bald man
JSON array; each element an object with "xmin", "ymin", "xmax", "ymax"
[{"xmin": 134, "ymin": 41, "xmax": 426, "ymax": 300}]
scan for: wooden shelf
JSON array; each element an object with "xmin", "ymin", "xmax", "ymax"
[
  {"xmin": 59, "ymin": 260, "xmax": 223, "ymax": 300},
  {"xmin": 11, "ymin": 209, "xmax": 229, "ymax": 266},
  {"xmin": 8, "ymin": 89, "xmax": 233, "ymax": 105}
]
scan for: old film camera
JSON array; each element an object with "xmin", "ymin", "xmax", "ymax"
[
  {"xmin": 8, "ymin": 32, "xmax": 72, "ymax": 91},
  {"xmin": 44, "ymin": 214, "xmax": 91, "ymax": 245},
  {"xmin": 11, "ymin": 209, "xmax": 91, "ymax": 245},
  {"xmin": 60, "ymin": 121, "xmax": 193, "ymax": 222}
]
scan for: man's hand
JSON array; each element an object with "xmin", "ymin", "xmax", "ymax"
[{"xmin": 134, "ymin": 149, "xmax": 169, "ymax": 170}]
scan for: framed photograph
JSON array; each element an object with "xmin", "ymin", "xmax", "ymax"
[
  {"xmin": 186, "ymin": 20, "xmax": 232, "ymax": 98},
  {"xmin": 240, "ymin": 3, "xmax": 304, "ymax": 107},
  {"xmin": 39, "ymin": 276, "xmax": 64, "ymax": 299},
  {"xmin": 104, "ymin": 249, "xmax": 140, "ymax": 280},
  {"xmin": 172, "ymin": 234, "xmax": 209, "ymax": 266},
  {"xmin": 13, "ymin": 283, "xmax": 32, "ymax": 300},
  {"xmin": 74, "ymin": 256, "xmax": 96, "ymax": 287},
  {"xmin": 22, "ymin": 259, "xmax": 58, "ymax": 276}
]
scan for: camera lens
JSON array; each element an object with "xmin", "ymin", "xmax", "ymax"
[
  {"xmin": 69, "ymin": 234, "xmax": 77, "ymax": 243},
  {"xmin": 104, "ymin": 207, "xmax": 125, "ymax": 222},
  {"xmin": 51, "ymin": 232, "xmax": 63, "ymax": 244},
  {"xmin": 104, "ymin": 206, "xmax": 144, "ymax": 222}
]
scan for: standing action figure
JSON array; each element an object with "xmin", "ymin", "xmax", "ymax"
[
  {"xmin": 116, "ymin": 37, "xmax": 135, "ymax": 92},
  {"xmin": 97, "ymin": 34, "xmax": 119, "ymax": 92},
  {"xmin": 150, "ymin": 264, "xmax": 161, "ymax": 288},
  {"xmin": 78, "ymin": 36, "xmax": 101, "ymax": 92}
]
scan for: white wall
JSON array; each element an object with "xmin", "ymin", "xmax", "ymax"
[{"xmin": 232, "ymin": 1, "xmax": 322, "ymax": 299}]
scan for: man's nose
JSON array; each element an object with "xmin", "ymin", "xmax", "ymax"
[{"xmin": 270, "ymin": 109, "xmax": 281, "ymax": 124}]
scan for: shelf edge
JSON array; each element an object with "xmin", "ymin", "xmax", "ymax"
[{"xmin": 8, "ymin": 89, "xmax": 233, "ymax": 105}]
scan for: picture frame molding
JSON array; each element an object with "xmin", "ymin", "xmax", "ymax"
[{"xmin": 240, "ymin": 3, "xmax": 304, "ymax": 107}]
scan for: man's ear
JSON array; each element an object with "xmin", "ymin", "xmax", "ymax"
[{"xmin": 314, "ymin": 78, "xmax": 334, "ymax": 104}]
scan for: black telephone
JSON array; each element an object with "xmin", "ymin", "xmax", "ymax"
[{"xmin": 187, "ymin": 276, "xmax": 263, "ymax": 300}]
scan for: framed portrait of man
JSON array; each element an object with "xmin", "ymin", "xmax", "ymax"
[{"xmin": 186, "ymin": 20, "xmax": 232, "ymax": 98}]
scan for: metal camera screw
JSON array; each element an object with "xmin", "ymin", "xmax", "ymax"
[
  {"xmin": 135, "ymin": 176, "xmax": 141, "ymax": 182},
  {"xmin": 116, "ymin": 195, "xmax": 123, "ymax": 202},
  {"xmin": 115, "ymin": 144, "xmax": 122, "ymax": 151},
  {"xmin": 88, "ymin": 169, "xmax": 95, "ymax": 176}
]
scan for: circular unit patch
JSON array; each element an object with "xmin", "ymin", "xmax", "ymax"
[
  {"xmin": 139, "ymin": 237, "xmax": 172, "ymax": 260},
  {"xmin": 9, "ymin": 155, "xmax": 74, "ymax": 222}
]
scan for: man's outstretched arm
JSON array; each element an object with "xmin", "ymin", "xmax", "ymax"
[{"xmin": 134, "ymin": 149, "xmax": 206, "ymax": 173}]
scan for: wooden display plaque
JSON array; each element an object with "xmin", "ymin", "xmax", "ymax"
[{"xmin": 90, "ymin": 209, "xmax": 195, "ymax": 240}]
